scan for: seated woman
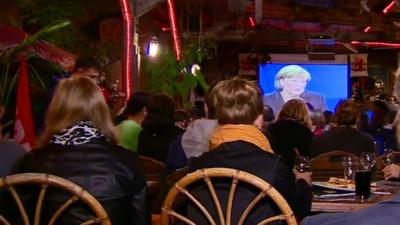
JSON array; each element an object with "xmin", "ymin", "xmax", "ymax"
[
  {"xmin": 188, "ymin": 79, "xmax": 312, "ymax": 224},
  {"xmin": 14, "ymin": 76, "xmax": 147, "ymax": 225},
  {"xmin": 266, "ymin": 99, "xmax": 314, "ymax": 168}
]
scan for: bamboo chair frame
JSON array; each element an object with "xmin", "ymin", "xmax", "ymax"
[
  {"xmin": 161, "ymin": 168, "xmax": 297, "ymax": 225},
  {"xmin": 0, "ymin": 173, "xmax": 111, "ymax": 225}
]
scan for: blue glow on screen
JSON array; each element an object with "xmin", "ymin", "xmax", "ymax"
[{"xmin": 259, "ymin": 63, "xmax": 349, "ymax": 112}]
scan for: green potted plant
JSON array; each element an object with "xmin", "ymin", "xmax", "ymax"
[{"xmin": 143, "ymin": 44, "xmax": 209, "ymax": 109}]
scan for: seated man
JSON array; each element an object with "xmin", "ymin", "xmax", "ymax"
[
  {"xmin": 188, "ymin": 79, "xmax": 312, "ymax": 224},
  {"xmin": 116, "ymin": 92, "xmax": 150, "ymax": 152},
  {"xmin": 311, "ymin": 100, "xmax": 375, "ymax": 157}
]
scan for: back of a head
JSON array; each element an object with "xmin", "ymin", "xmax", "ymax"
[
  {"xmin": 310, "ymin": 110, "xmax": 325, "ymax": 128},
  {"xmin": 39, "ymin": 76, "xmax": 116, "ymax": 147},
  {"xmin": 278, "ymin": 99, "xmax": 311, "ymax": 128},
  {"xmin": 74, "ymin": 56, "xmax": 101, "ymax": 72},
  {"xmin": 335, "ymin": 100, "xmax": 360, "ymax": 126},
  {"xmin": 211, "ymin": 79, "xmax": 263, "ymax": 124},
  {"xmin": 124, "ymin": 92, "xmax": 150, "ymax": 116},
  {"xmin": 147, "ymin": 94, "xmax": 175, "ymax": 120},
  {"xmin": 323, "ymin": 110, "xmax": 334, "ymax": 124},
  {"xmin": 263, "ymin": 105, "xmax": 275, "ymax": 122}
]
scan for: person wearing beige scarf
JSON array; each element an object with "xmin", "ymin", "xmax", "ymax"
[{"xmin": 187, "ymin": 79, "xmax": 312, "ymax": 224}]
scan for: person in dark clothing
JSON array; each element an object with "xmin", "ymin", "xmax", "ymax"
[
  {"xmin": 266, "ymin": 99, "xmax": 314, "ymax": 168},
  {"xmin": 138, "ymin": 94, "xmax": 182, "ymax": 162},
  {"xmin": 188, "ymin": 79, "xmax": 312, "ymax": 224},
  {"xmin": 311, "ymin": 100, "xmax": 375, "ymax": 157},
  {"xmin": 11, "ymin": 76, "xmax": 147, "ymax": 225},
  {"xmin": 373, "ymin": 110, "xmax": 397, "ymax": 151}
]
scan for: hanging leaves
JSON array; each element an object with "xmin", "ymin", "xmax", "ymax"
[{"xmin": 143, "ymin": 46, "xmax": 209, "ymax": 109}]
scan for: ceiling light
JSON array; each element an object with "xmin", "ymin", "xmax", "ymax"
[{"xmin": 147, "ymin": 38, "xmax": 159, "ymax": 57}]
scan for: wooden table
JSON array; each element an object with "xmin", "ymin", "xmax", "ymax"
[{"xmin": 311, "ymin": 183, "xmax": 399, "ymax": 213}]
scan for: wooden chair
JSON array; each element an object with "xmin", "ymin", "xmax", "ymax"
[
  {"xmin": 161, "ymin": 167, "xmax": 297, "ymax": 225},
  {"xmin": 138, "ymin": 155, "xmax": 167, "ymax": 214},
  {"xmin": 309, "ymin": 151, "xmax": 357, "ymax": 181},
  {"xmin": 0, "ymin": 173, "xmax": 111, "ymax": 225},
  {"xmin": 138, "ymin": 155, "xmax": 166, "ymax": 184}
]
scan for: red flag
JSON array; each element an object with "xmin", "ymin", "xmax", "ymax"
[{"xmin": 14, "ymin": 57, "xmax": 35, "ymax": 151}]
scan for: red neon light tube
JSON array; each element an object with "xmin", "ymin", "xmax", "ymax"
[
  {"xmin": 363, "ymin": 26, "xmax": 371, "ymax": 33},
  {"xmin": 383, "ymin": 1, "xmax": 396, "ymax": 14},
  {"xmin": 119, "ymin": 0, "xmax": 133, "ymax": 99},
  {"xmin": 351, "ymin": 41, "xmax": 400, "ymax": 48},
  {"xmin": 167, "ymin": 0, "xmax": 181, "ymax": 61}
]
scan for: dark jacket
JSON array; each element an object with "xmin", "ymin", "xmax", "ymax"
[
  {"xmin": 311, "ymin": 126, "xmax": 375, "ymax": 157},
  {"xmin": 188, "ymin": 140, "xmax": 312, "ymax": 224},
  {"xmin": 13, "ymin": 138, "xmax": 148, "ymax": 225},
  {"xmin": 263, "ymin": 91, "xmax": 326, "ymax": 115},
  {"xmin": 138, "ymin": 113, "xmax": 182, "ymax": 162},
  {"xmin": 266, "ymin": 119, "xmax": 314, "ymax": 168}
]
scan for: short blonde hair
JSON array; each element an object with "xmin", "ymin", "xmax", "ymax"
[
  {"xmin": 211, "ymin": 79, "xmax": 263, "ymax": 124},
  {"xmin": 278, "ymin": 99, "xmax": 312, "ymax": 129},
  {"xmin": 38, "ymin": 76, "xmax": 117, "ymax": 147},
  {"xmin": 274, "ymin": 65, "xmax": 311, "ymax": 90}
]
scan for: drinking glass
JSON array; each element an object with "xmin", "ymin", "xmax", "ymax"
[
  {"xmin": 382, "ymin": 148, "xmax": 395, "ymax": 166},
  {"xmin": 294, "ymin": 156, "xmax": 311, "ymax": 172},
  {"xmin": 342, "ymin": 156, "xmax": 357, "ymax": 183},
  {"xmin": 355, "ymin": 169, "xmax": 372, "ymax": 201},
  {"xmin": 360, "ymin": 152, "xmax": 377, "ymax": 171}
]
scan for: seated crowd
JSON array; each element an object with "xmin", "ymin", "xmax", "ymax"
[{"xmin": 2, "ymin": 62, "xmax": 400, "ymax": 224}]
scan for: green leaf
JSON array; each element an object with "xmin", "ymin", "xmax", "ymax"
[{"xmin": 8, "ymin": 20, "xmax": 72, "ymax": 58}]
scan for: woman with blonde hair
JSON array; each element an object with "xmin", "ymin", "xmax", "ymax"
[
  {"xmin": 266, "ymin": 99, "xmax": 314, "ymax": 168},
  {"xmin": 14, "ymin": 76, "xmax": 147, "ymax": 225}
]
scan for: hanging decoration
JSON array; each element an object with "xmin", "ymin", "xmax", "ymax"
[
  {"xmin": 167, "ymin": 0, "xmax": 181, "ymax": 61},
  {"xmin": 349, "ymin": 54, "xmax": 368, "ymax": 77},
  {"xmin": 119, "ymin": 0, "xmax": 134, "ymax": 99}
]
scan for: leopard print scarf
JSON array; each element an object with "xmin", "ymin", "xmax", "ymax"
[{"xmin": 50, "ymin": 121, "xmax": 104, "ymax": 146}]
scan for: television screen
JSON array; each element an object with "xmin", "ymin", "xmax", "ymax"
[{"xmin": 259, "ymin": 63, "xmax": 349, "ymax": 113}]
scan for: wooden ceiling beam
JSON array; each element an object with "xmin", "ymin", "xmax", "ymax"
[{"xmin": 245, "ymin": 2, "xmax": 394, "ymax": 29}]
